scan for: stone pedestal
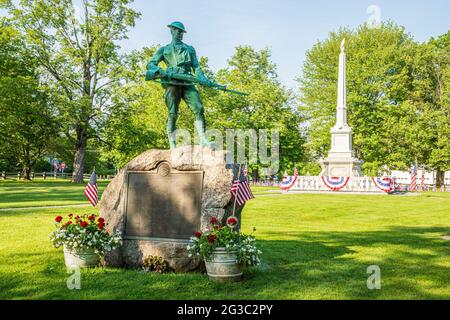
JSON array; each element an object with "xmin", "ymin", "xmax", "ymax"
[
  {"xmin": 319, "ymin": 156, "xmax": 362, "ymax": 177},
  {"xmin": 99, "ymin": 146, "xmax": 242, "ymax": 272},
  {"xmin": 320, "ymin": 125, "xmax": 362, "ymax": 177}
]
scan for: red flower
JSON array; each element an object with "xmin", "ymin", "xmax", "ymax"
[
  {"xmin": 226, "ymin": 216, "xmax": 238, "ymax": 226},
  {"xmin": 88, "ymin": 214, "xmax": 95, "ymax": 221},
  {"xmin": 67, "ymin": 221, "xmax": 72, "ymax": 225},
  {"xmin": 80, "ymin": 221, "xmax": 88, "ymax": 228},
  {"xmin": 55, "ymin": 216, "xmax": 63, "ymax": 223},
  {"xmin": 68, "ymin": 213, "xmax": 73, "ymax": 218},
  {"xmin": 194, "ymin": 231, "xmax": 202, "ymax": 238},
  {"xmin": 98, "ymin": 223, "xmax": 105, "ymax": 230},
  {"xmin": 210, "ymin": 217, "xmax": 218, "ymax": 224},
  {"xmin": 207, "ymin": 234, "xmax": 217, "ymax": 243},
  {"xmin": 98, "ymin": 217, "xmax": 105, "ymax": 224}
]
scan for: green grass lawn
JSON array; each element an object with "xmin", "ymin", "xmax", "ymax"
[
  {"xmin": 0, "ymin": 181, "xmax": 449, "ymax": 299},
  {"xmin": 0, "ymin": 180, "xmax": 109, "ymax": 208}
]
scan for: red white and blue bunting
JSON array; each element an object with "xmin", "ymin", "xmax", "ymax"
[
  {"xmin": 321, "ymin": 176, "xmax": 350, "ymax": 191},
  {"xmin": 371, "ymin": 177, "xmax": 393, "ymax": 193},
  {"xmin": 280, "ymin": 175, "xmax": 298, "ymax": 191}
]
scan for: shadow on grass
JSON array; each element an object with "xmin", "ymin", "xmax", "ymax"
[{"xmin": 0, "ymin": 226, "xmax": 449, "ymax": 299}]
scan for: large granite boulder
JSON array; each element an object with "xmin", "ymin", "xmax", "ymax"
[{"xmin": 99, "ymin": 146, "xmax": 242, "ymax": 272}]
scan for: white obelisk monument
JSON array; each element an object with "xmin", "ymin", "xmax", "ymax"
[{"xmin": 320, "ymin": 39, "xmax": 362, "ymax": 177}]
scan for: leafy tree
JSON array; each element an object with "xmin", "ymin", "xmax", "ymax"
[
  {"xmin": 1, "ymin": 0, "xmax": 140, "ymax": 182},
  {"xmin": 298, "ymin": 22, "xmax": 421, "ymax": 175},
  {"xmin": 210, "ymin": 46, "xmax": 306, "ymax": 179},
  {"xmin": 0, "ymin": 21, "xmax": 57, "ymax": 179},
  {"xmin": 102, "ymin": 45, "xmax": 305, "ymax": 178},
  {"xmin": 411, "ymin": 31, "xmax": 450, "ymax": 186}
]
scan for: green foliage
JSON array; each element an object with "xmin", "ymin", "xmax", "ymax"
[
  {"xmin": 50, "ymin": 213, "xmax": 122, "ymax": 255},
  {"xmin": 2, "ymin": 0, "xmax": 140, "ymax": 182},
  {"xmin": 102, "ymin": 46, "xmax": 306, "ymax": 175},
  {"xmin": 142, "ymin": 255, "xmax": 172, "ymax": 273},
  {"xmin": 0, "ymin": 22, "xmax": 57, "ymax": 178},
  {"xmin": 424, "ymin": 31, "xmax": 450, "ymax": 174},
  {"xmin": 298, "ymin": 22, "xmax": 450, "ymax": 176},
  {"xmin": 299, "ymin": 162, "xmax": 321, "ymax": 176},
  {"xmin": 187, "ymin": 217, "xmax": 262, "ymax": 267},
  {"xmin": 210, "ymin": 46, "xmax": 306, "ymax": 177}
]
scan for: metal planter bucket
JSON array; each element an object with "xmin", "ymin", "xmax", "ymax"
[
  {"xmin": 205, "ymin": 247, "xmax": 243, "ymax": 282},
  {"xmin": 63, "ymin": 246, "xmax": 100, "ymax": 268}
]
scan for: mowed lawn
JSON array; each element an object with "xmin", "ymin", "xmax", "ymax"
[
  {"xmin": 0, "ymin": 180, "xmax": 109, "ymax": 208},
  {"xmin": 0, "ymin": 180, "xmax": 449, "ymax": 299}
]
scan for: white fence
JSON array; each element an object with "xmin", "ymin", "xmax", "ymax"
[
  {"xmin": 0, "ymin": 171, "xmax": 113, "ymax": 180},
  {"xmin": 289, "ymin": 176, "xmax": 389, "ymax": 193},
  {"xmin": 391, "ymin": 170, "xmax": 450, "ymax": 186}
]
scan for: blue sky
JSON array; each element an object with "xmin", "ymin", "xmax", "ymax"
[
  {"xmin": 2, "ymin": 1, "xmax": 448, "ymax": 89},
  {"xmin": 122, "ymin": 0, "xmax": 449, "ymax": 89}
]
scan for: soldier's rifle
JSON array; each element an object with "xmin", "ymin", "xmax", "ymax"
[{"xmin": 143, "ymin": 70, "xmax": 249, "ymax": 96}]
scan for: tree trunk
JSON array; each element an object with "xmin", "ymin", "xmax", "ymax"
[
  {"xmin": 21, "ymin": 148, "xmax": 32, "ymax": 181},
  {"xmin": 22, "ymin": 165, "xmax": 31, "ymax": 181},
  {"xmin": 252, "ymin": 167, "xmax": 259, "ymax": 183},
  {"xmin": 435, "ymin": 169, "xmax": 445, "ymax": 189},
  {"xmin": 72, "ymin": 127, "xmax": 88, "ymax": 183}
]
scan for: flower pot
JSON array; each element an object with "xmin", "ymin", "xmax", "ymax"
[
  {"xmin": 63, "ymin": 246, "xmax": 100, "ymax": 268},
  {"xmin": 205, "ymin": 247, "xmax": 243, "ymax": 282}
]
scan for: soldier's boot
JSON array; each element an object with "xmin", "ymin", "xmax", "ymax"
[{"xmin": 194, "ymin": 119, "xmax": 212, "ymax": 147}]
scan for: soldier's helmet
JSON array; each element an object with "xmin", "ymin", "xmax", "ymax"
[{"xmin": 167, "ymin": 21, "xmax": 187, "ymax": 33}]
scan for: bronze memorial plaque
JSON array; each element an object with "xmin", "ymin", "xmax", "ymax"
[{"xmin": 124, "ymin": 164, "xmax": 203, "ymax": 241}]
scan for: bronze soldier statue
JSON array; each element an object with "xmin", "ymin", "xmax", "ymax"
[{"xmin": 146, "ymin": 21, "xmax": 213, "ymax": 149}]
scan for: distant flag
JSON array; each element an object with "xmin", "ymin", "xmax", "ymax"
[
  {"xmin": 84, "ymin": 171, "xmax": 98, "ymax": 206},
  {"xmin": 420, "ymin": 171, "xmax": 425, "ymax": 191},
  {"xmin": 231, "ymin": 164, "xmax": 254, "ymax": 206},
  {"xmin": 294, "ymin": 167, "xmax": 299, "ymax": 177},
  {"xmin": 409, "ymin": 164, "xmax": 418, "ymax": 192},
  {"xmin": 243, "ymin": 162, "xmax": 248, "ymax": 177}
]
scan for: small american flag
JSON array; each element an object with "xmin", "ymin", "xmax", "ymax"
[
  {"xmin": 409, "ymin": 164, "xmax": 417, "ymax": 191},
  {"xmin": 420, "ymin": 171, "xmax": 425, "ymax": 191},
  {"xmin": 84, "ymin": 171, "xmax": 98, "ymax": 206},
  {"xmin": 294, "ymin": 167, "xmax": 299, "ymax": 177},
  {"xmin": 231, "ymin": 164, "xmax": 254, "ymax": 206}
]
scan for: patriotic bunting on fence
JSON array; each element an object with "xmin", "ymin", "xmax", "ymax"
[
  {"xmin": 280, "ymin": 175, "xmax": 298, "ymax": 191},
  {"xmin": 321, "ymin": 176, "xmax": 350, "ymax": 191},
  {"xmin": 371, "ymin": 177, "xmax": 393, "ymax": 193}
]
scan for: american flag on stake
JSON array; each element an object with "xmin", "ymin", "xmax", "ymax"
[
  {"xmin": 84, "ymin": 171, "xmax": 98, "ymax": 206},
  {"xmin": 420, "ymin": 171, "xmax": 425, "ymax": 191},
  {"xmin": 231, "ymin": 163, "xmax": 254, "ymax": 206},
  {"xmin": 294, "ymin": 167, "xmax": 299, "ymax": 177},
  {"xmin": 409, "ymin": 164, "xmax": 418, "ymax": 192}
]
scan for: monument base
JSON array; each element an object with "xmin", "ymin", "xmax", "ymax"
[
  {"xmin": 319, "ymin": 156, "xmax": 363, "ymax": 177},
  {"xmin": 99, "ymin": 146, "xmax": 241, "ymax": 272}
]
